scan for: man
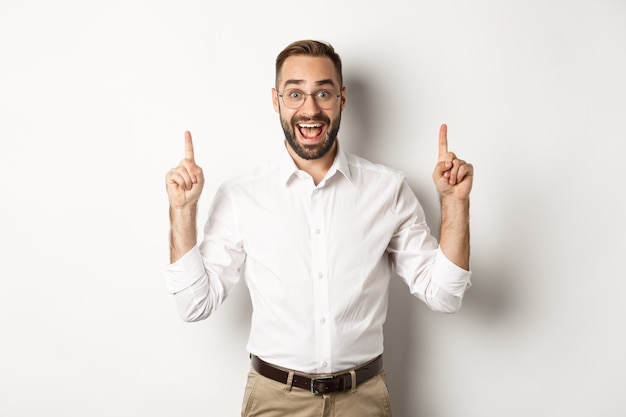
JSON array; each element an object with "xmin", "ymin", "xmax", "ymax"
[{"xmin": 165, "ymin": 40, "xmax": 473, "ymax": 417}]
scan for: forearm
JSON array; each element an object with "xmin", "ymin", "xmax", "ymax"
[
  {"xmin": 169, "ymin": 204, "xmax": 198, "ymax": 264},
  {"xmin": 439, "ymin": 198, "xmax": 470, "ymax": 270}
]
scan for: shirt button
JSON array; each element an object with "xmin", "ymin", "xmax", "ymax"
[
  {"xmin": 317, "ymin": 273, "xmax": 323, "ymax": 279},
  {"xmin": 315, "ymin": 228, "xmax": 321, "ymax": 234},
  {"xmin": 322, "ymin": 362, "xmax": 328, "ymax": 368},
  {"xmin": 320, "ymin": 317, "xmax": 326, "ymax": 324}
]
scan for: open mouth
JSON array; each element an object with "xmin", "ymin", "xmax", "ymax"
[{"xmin": 297, "ymin": 122, "xmax": 325, "ymax": 142}]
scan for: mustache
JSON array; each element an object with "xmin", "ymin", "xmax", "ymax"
[{"xmin": 292, "ymin": 115, "xmax": 330, "ymax": 125}]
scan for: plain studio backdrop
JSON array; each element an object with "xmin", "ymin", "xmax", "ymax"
[{"xmin": 1, "ymin": 1, "xmax": 625, "ymax": 416}]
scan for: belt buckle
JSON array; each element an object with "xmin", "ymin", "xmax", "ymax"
[{"xmin": 310, "ymin": 376, "xmax": 335, "ymax": 395}]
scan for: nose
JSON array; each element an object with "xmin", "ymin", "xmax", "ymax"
[{"xmin": 299, "ymin": 93, "xmax": 322, "ymax": 115}]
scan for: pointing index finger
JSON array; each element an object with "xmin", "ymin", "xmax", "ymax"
[
  {"xmin": 438, "ymin": 123, "xmax": 448, "ymax": 162},
  {"xmin": 184, "ymin": 131, "xmax": 195, "ymax": 162}
]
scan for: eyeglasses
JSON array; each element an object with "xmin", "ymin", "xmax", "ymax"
[{"xmin": 277, "ymin": 88, "xmax": 341, "ymax": 109}]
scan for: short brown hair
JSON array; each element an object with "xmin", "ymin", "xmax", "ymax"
[{"xmin": 275, "ymin": 40, "xmax": 343, "ymax": 88}]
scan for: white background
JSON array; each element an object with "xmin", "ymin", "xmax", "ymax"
[{"xmin": 1, "ymin": 1, "xmax": 625, "ymax": 416}]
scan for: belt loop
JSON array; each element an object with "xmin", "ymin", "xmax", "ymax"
[
  {"xmin": 283, "ymin": 370, "xmax": 295, "ymax": 393},
  {"xmin": 349, "ymin": 369, "xmax": 357, "ymax": 393}
]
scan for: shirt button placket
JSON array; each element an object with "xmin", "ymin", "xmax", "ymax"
[{"xmin": 310, "ymin": 187, "xmax": 331, "ymax": 372}]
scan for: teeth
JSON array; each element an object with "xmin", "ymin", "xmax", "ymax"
[{"xmin": 298, "ymin": 123, "xmax": 322, "ymax": 128}]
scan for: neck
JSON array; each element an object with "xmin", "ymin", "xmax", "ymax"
[{"xmin": 285, "ymin": 141, "xmax": 337, "ymax": 186}]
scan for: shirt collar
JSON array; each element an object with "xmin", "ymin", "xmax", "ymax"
[{"xmin": 278, "ymin": 141, "xmax": 353, "ymax": 185}]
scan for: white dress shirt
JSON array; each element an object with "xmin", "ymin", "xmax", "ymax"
[{"xmin": 165, "ymin": 143, "xmax": 471, "ymax": 374}]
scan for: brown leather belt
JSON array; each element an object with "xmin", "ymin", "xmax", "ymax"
[{"xmin": 250, "ymin": 355, "xmax": 383, "ymax": 395}]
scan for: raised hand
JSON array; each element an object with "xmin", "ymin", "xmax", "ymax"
[
  {"xmin": 166, "ymin": 131, "xmax": 205, "ymax": 209},
  {"xmin": 432, "ymin": 124, "xmax": 473, "ymax": 202}
]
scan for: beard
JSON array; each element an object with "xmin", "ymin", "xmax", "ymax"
[{"xmin": 281, "ymin": 112, "xmax": 341, "ymax": 160}]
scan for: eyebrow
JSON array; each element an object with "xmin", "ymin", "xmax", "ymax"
[{"xmin": 283, "ymin": 79, "xmax": 337, "ymax": 89}]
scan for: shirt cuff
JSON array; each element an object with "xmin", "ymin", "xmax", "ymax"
[
  {"xmin": 432, "ymin": 247, "xmax": 472, "ymax": 297},
  {"xmin": 164, "ymin": 244, "xmax": 206, "ymax": 294}
]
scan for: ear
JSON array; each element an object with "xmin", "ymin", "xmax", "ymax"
[{"xmin": 272, "ymin": 88, "xmax": 280, "ymax": 113}]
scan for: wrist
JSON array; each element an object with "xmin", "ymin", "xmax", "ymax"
[
  {"xmin": 440, "ymin": 196, "xmax": 470, "ymax": 211},
  {"xmin": 169, "ymin": 203, "xmax": 198, "ymax": 217}
]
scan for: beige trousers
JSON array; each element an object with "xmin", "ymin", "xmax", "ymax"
[{"xmin": 241, "ymin": 368, "xmax": 393, "ymax": 417}]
